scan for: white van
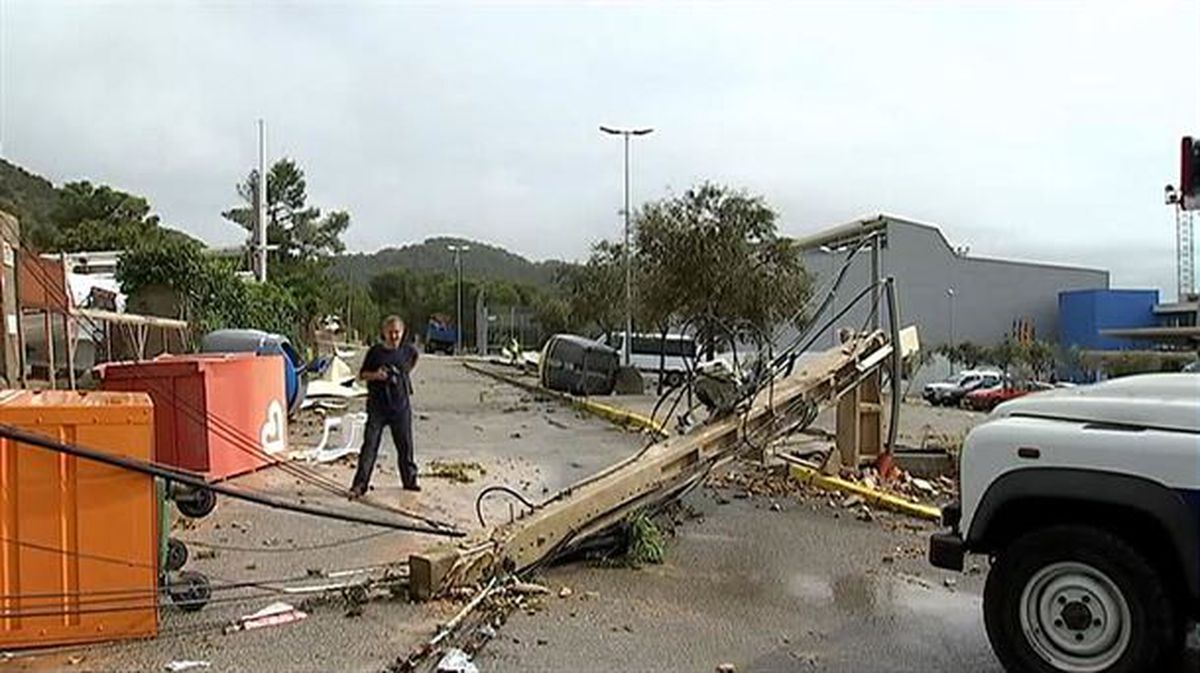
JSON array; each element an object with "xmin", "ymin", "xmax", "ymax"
[{"xmin": 599, "ymin": 332, "xmax": 697, "ymax": 387}]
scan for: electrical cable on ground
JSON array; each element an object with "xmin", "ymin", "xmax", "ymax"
[{"xmin": 0, "ymin": 422, "xmax": 465, "ymax": 537}]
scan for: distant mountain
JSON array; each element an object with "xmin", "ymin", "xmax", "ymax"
[
  {"xmin": 332, "ymin": 236, "xmax": 572, "ymax": 288},
  {"xmin": 0, "ymin": 157, "xmax": 60, "ymax": 243}
]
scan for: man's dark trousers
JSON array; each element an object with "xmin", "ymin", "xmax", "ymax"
[{"xmin": 351, "ymin": 407, "xmax": 417, "ymax": 492}]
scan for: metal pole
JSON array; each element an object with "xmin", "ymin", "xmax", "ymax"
[
  {"xmin": 600, "ymin": 125, "xmax": 652, "ymax": 366},
  {"xmin": 623, "ymin": 133, "xmax": 632, "ymax": 367},
  {"xmin": 869, "ymin": 238, "xmax": 880, "ymax": 330},
  {"xmin": 947, "ymin": 287, "xmax": 955, "ymax": 375},
  {"xmin": 256, "ymin": 119, "xmax": 268, "ymax": 283},
  {"xmin": 456, "ymin": 249, "xmax": 463, "ymax": 355}
]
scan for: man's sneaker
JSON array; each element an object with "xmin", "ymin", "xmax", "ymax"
[{"xmin": 403, "ymin": 483, "xmax": 421, "ymax": 492}]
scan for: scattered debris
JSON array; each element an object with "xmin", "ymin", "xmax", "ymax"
[
  {"xmin": 510, "ymin": 581, "xmax": 550, "ymax": 596},
  {"xmin": 717, "ymin": 664, "xmax": 737, "ymax": 673},
  {"xmin": 164, "ymin": 662, "xmax": 211, "ymax": 672},
  {"xmin": 558, "ymin": 586, "xmax": 573, "ymax": 598},
  {"xmin": 194, "ymin": 549, "xmax": 218, "ymax": 560},
  {"xmin": 435, "ymin": 648, "xmax": 479, "ymax": 673},
  {"xmin": 67, "ymin": 655, "xmax": 84, "ymax": 665},
  {"xmin": 224, "ymin": 602, "xmax": 308, "ymax": 634},
  {"xmin": 582, "ymin": 591, "xmax": 599, "ymax": 601},
  {"xmin": 769, "ymin": 502, "xmax": 782, "ymax": 512},
  {"xmin": 841, "ymin": 495, "xmax": 864, "ymax": 509},
  {"xmin": 943, "ymin": 578, "xmax": 958, "ymax": 590},
  {"xmin": 856, "ymin": 506, "xmax": 874, "ymax": 522},
  {"xmin": 910, "ymin": 477, "xmax": 937, "ymax": 495},
  {"xmin": 426, "ymin": 460, "xmax": 488, "ymax": 484},
  {"xmin": 476, "ymin": 624, "xmax": 497, "ymax": 640},
  {"xmin": 544, "ymin": 415, "xmax": 569, "ymax": 429}
]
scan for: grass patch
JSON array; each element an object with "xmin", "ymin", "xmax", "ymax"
[{"xmin": 426, "ymin": 460, "xmax": 488, "ymax": 484}]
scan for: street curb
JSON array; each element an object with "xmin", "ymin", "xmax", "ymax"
[
  {"xmin": 461, "ymin": 362, "xmax": 669, "ymax": 438},
  {"xmin": 787, "ymin": 463, "xmax": 943, "ymax": 521}
]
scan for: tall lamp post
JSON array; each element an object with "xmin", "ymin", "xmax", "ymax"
[
  {"xmin": 947, "ymin": 287, "xmax": 956, "ymax": 375},
  {"xmin": 447, "ymin": 244, "xmax": 470, "ymax": 354},
  {"xmin": 600, "ymin": 125, "xmax": 653, "ymax": 366}
]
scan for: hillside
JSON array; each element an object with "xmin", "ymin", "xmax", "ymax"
[
  {"xmin": 0, "ymin": 157, "xmax": 60, "ymax": 243},
  {"xmin": 332, "ymin": 236, "xmax": 572, "ymax": 288}
]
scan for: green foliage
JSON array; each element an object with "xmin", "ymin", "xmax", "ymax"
[
  {"xmin": 623, "ymin": 512, "xmax": 665, "ymax": 566},
  {"xmin": 116, "ymin": 238, "xmax": 300, "ymax": 344},
  {"xmin": 633, "ymin": 183, "xmax": 812, "ymax": 346},
  {"xmin": 333, "ymin": 236, "xmax": 569, "ymax": 289},
  {"xmin": 367, "ymin": 265, "xmax": 564, "ymax": 346},
  {"xmin": 222, "ymin": 158, "xmax": 350, "ymax": 269},
  {"xmin": 0, "ymin": 158, "xmax": 61, "ymax": 246},
  {"xmin": 556, "ymin": 240, "xmax": 624, "ymax": 337}
]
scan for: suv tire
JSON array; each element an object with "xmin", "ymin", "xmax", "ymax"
[{"xmin": 983, "ymin": 524, "xmax": 1179, "ymax": 673}]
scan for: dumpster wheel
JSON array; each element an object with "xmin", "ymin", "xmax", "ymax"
[
  {"xmin": 166, "ymin": 538, "xmax": 189, "ymax": 572},
  {"xmin": 176, "ymin": 487, "xmax": 217, "ymax": 518},
  {"xmin": 167, "ymin": 571, "xmax": 211, "ymax": 612}
]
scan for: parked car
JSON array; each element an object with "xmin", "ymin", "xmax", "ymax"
[
  {"xmin": 931, "ymin": 373, "xmax": 1200, "ymax": 673},
  {"xmin": 963, "ymin": 383, "xmax": 1031, "ymax": 412},
  {"xmin": 1183, "ymin": 360, "xmax": 1200, "ymax": 373},
  {"xmin": 923, "ymin": 369, "xmax": 1004, "ymax": 407},
  {"xmin": 539, "ymin": 334, "xmax": 619, "ymax": 395}
]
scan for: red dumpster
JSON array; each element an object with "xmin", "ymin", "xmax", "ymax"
[{"xmin": 99, "ymin": 353, "xmax": 288, "ymax": 481}]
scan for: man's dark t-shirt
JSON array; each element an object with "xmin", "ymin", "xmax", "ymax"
[{"xmin": 361, "ymin": 343, "xmax": 418, "ymax": 418}]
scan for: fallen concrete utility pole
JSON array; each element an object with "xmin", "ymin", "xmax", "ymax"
[{"xmin": 410, "ymin": 330, "xmax": 908, "ymax": 599}]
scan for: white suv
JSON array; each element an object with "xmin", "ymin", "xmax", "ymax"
[{"xmin": 931, "ymin": 373, "xmax": 1200, "ymax": 673}]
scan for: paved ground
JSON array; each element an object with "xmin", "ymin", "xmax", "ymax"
[
  {"xmin": 8, "ymin": 358, "xmax": 1195, "ymax": 673},
  {"xmin": 480, "ymin": 487, "xmax": 996, "ymax": 673},
  {"xmin": 4, "ymin": 356, "xmax": 646, "ymax": 673}
]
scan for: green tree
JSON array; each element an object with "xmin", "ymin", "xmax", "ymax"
[
  {"xmin": 222, "ymin": 158, "xmax": 350, "ymax": 269},
  {"xmin": 47, "ymin": 181, "xmax": 163, "ymax": 252},
  {"xmin": 633, "ymin": 183, "xmax": 812, "ymax": 354},
  {"xmin": 555, "ymin": 241, "xmax": 625, "ymax": 338},
  {"xmin": 116, "ymin": 237, "xmax": 300, "ymax": 344}
]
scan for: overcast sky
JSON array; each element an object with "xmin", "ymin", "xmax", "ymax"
[{"xmin": 1, "ymin": 1, "xmax": 1198, "ymax": 295}]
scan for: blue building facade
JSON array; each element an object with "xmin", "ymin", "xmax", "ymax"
[{"xmin": 1059, "ymin": 289, "xmax": 1159, "ymax": 351}]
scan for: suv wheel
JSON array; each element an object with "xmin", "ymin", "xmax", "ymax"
[{"xmin": 984, "ymin": 525, "xmax": 1179, "ymax": 673}]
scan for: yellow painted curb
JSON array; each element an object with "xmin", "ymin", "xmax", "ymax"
[
  {"xmin": 461, "ymin": 362, "xmax": 668, "ymax": 438},
  {"xmin": 571, "ymin": 398, "xmax": 668, "ymax": 438},
  {"xmin": 788, "ymin": 463, "xmax": 943, "ymax": 521}
]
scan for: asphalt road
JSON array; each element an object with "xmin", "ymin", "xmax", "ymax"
[{"xmin": 480, "ymin": 485, "xmax": 1200, "ymax": 673}]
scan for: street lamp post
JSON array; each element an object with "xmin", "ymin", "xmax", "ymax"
[
  {"xmin": 947, "ymin": 287, "xmax": 956, "ymax": 375},
  {"xmin": 447, "ymin": 244, "xmax": 470, "ymax": 354},
  {"xmin": 600, "ymin": 125, "xmax": 653, "ymax": 367}
]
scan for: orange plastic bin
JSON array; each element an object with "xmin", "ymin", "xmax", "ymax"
[
  {"xmin": 0, "ymin": 390, "xmax": 158, "ymax": 649},
  {"xmin": 99, "ymin": 353, "xmax": 288, "ymax": 481}
]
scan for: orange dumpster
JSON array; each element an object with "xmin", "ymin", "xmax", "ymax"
[
  {"xmin": 0, "ymin": 390, "xmax": 158, "ymax": 649},
  {"xmin": 99, "ymin": 353, "xmax": 288, "ymax": 481}
]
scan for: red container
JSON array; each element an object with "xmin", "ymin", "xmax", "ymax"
[{"xmin": 99, "ymin": 354, "xmax": 287, "ymax": 481}]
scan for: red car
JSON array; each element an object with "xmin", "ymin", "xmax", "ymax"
[{"xmin": 964, "ymin": 384, "xmax": 1030, "ymax": 412}]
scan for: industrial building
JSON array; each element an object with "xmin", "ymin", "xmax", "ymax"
[{"xmin": 793, "ymin": 214, "xmax": 1110, "ymax": 350}]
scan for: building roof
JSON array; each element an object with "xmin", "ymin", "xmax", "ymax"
[
  {"xmin": 795, "ymin": 213, "xmax": 1109, "ymax": 277},
  {"xmin": 1153, "ymin": 301, "xmax": 1200, "ymax": 315}
]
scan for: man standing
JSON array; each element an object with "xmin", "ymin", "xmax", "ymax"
[{"xmin": 350, "ymin": 315, "xmax": 420, "ymax": 497}]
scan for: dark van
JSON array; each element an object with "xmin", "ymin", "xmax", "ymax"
[{"xmin": 539, "ymin": 334, "xmax": 619, "ymax": 395}]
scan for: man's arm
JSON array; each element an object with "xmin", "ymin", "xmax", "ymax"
[{"xmin": 358, "ymin": 347, "xmax": 387, "ymax": 382}]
